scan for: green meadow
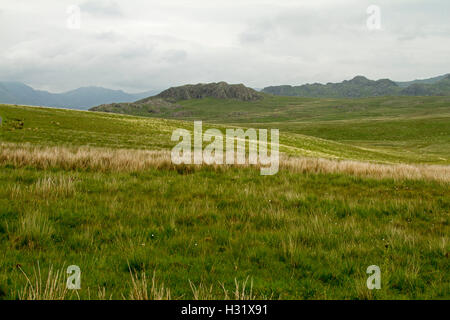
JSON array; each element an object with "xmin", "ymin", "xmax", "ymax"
[
  {"xmin": 90, "ymin": 95, "xmax": 450, "ymax": 163},
  {"xmin": 0, "ymin": 97, "xmax": 449, "ymax": 300}
]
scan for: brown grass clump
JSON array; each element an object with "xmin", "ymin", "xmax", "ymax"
[
  {"xmin": 0, "ymin": 142, "xmax": 172, "ymax": 171},
  {"xmin": 127, "ymin": 269, "xmax": 171, "ymax": 300},
  {"xmin": 15, "ymin": 262, "xmax": 261, "ymax": 300},
  {"xmin": 190, "ymin": 277, "xmax": 259, "ymax": 300},
  {"xmin": 17, "ymin": 263, "xmax": 68, "ymax": 300},
  {"xmin": 1, "ymin": 142, "xmax": 449, "ymax": 182},
  {"xmin": 281, "ymin": 156, "xmax": 450, "ymax": 182}
]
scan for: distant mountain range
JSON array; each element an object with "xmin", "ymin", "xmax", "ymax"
[
  {"xmin": 0, "ymin": 81, "xmax": 160, "ymax": 110},
  {"xmin": 262, "ymin": 74, "xmax": 450, "ymax": 98},
  {"xmin": 395, "ymin": 74, "xmax": 450, "ymax": 88},
  {"xmin": 2, "ymin": 74, "xmax": 450, "ymax": 110}
]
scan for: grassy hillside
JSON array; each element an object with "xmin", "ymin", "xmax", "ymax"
[
  {"xmin": 90, "ymin": 95, "xmax": 450, "ymax": 164},
  {"xmin": 0, "ymin": 104, "xmax": 187, "ymax": 150},
  {"xmin": 0, "ymin": 103, "xmax": 449, "ymax": 300},
  {"xmin": 1, "ymin": 104, "xmax": 436, "ymax": 164}
]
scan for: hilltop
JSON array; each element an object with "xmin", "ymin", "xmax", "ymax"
[
  {"xmin": 151, "ymin": 82, "xmax": 263, "ymax": 102},
  {"xmin": 262, "ymin": 74, "xmax": 450, "ymax": 98},
  {"xmin": 396, "ymin": 73, "xmax": 450, "ymax": 87},
  {"xmin": 401, "ymin": 74, "xmax": 450, "ymax": 95},
  {"xmin": 90, "ymin": 82, "xmax": 263, "ymax": 115}
]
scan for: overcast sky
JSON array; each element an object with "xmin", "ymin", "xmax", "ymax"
[{"xmin": 0, "ymin": 0, "xmax": 449, "ymax": 92}]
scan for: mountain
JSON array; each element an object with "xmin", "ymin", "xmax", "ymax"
[
  {"xmin": 55, "ymin": 86, "xmax": 158, "ymax": 109},
  {"xmin": 152, "ymin": 82, "xmax": 263, "ymax": 102},
  {"xmin": 90, "ymin": 82, "xmax": 263, "ymax": 115},
  {"xmin": 400, "ymin": 74, "xmax": 450, "ymax": 96},
  {"xmin": 0, "ymin": 82, "xmax": 61, "ymax": 106},
  {"xmin": 262, "ymin": 76, "xmax": 400, "ymax": 98},
  {"xmin": 396, "ymin": 74, "xmax": 450, "ymax": 88},
  {"xmin": 0, "ymin": 81, "xmax": 159, "ymax": 110},
  {"xmin": 262, "ymin": 74, "xmax": 450, "ymax": 98}
]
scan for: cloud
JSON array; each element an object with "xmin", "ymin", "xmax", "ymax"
[
  {"xmin": 162, "ymin": 50, "xmax": 188, "ymax": 63},
  {"xmin": 80, "ymin": 0, "xmax": 123, "ymax": 17},
  {"xmin": 0, "ymin": 0, "xmax": 448, "ymax": 91}
]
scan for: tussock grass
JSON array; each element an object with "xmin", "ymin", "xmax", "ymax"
[
  {"xmin": 1, "ymin": 143, "xmax": 449, "ymax": 182},
  {"xmin": 189, "ymin": 281, "xmax": 215, "ymax": 300},
  {"xmin": 190, "ymin": 277, "xmax": 260, "ymax": 300},
  {"xmin": 31, "ymin": 175, "xmax": 76, "ymax": 197},
  {"xmin": 2, "ymin": 164, "xmax": 448, "ymax": 299},
  {"xmin": 1, "ymin": 103, "xmax": 449, "ymax": 300},
  {"xmin": 222, "ymin": 277, "xmax": 257, "ymax": 300},
  {"xmin": 17, "ymin": 263, "xmax": 68, "ymax": 300},
  {"xmin": 128, "ymin": 269, "xmax": 171, "ymax": 300},
  {"xmin": 6, "ymin": 209, "xmax": 56, "ymax": 249},
  {"xmin": 0, "ymin": 143, "xmax": 172, "ymax": 172},
  {"xmin": 282, "ymin": 156, "xmax": 450, "ymax": 182},
  {"xmin": 15, "ymin": 262, "xmax": 262, "ymax": 300},
  {"xmin": 127, "ymin": 274, "xmax": 261, "ymax": 300},
  {"xmin": 18, "ymin": 210, "xmax": 55, "ymax": 243}
]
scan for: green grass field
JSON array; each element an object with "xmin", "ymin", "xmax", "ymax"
[
  {"xmin": 0, "ymin": 97, "xmax": 449, "ymax": 300},
  {"xmin": 178, "ymin": 96, "xmax": 450, "ymax": 164},
  {"xmin": 90, "ymin": 95, "xmax": 450, "ymax": 164}
]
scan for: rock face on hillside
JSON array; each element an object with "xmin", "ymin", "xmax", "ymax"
[
  {"xmin": 90, "ymin": 98, "xmax": 179, "ymax": 115},
  {"xmin": 139, "ymin": 82, "xmax": 263, "ymax": 102},
  {"xmin": 90, "ymin": 82, "xmax": 262, "ymax": 117}
]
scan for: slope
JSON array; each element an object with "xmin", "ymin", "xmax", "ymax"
[{"xmin": 1, "ymin": 103, "xmax": 436, "ymax": 164}]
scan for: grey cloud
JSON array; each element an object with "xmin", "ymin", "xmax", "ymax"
[
  {"xmin": 94, "ymin": 31, "xmax": 121, "ymax": 41},
  {"xmin": 0, "ymin": 0, "xmax": 448, "ymax": 92},
  {"xmin": 239, "ymin": 20, "xmax": 274, "ymax": 44},
  {"xmin": 162, "ymin": 50, "xmax": 188, "ymax": 63},
  {"xmin": 80, "ymin": 0, "xmax": 123, "ymax": 16}
]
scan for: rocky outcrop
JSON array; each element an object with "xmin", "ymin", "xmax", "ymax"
[{"xmin": 150, "ymin": 82, "xmax": 263, "ymax": 102}]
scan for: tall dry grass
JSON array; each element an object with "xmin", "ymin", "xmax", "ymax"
[
  {"xmin": 0, "ymin": 142, "xmax": 172, "ymax": 172},
  {"xmin": 16, "ymin": 263, "xmax": 261, "ymax": 300},
  {"xmin": 190, "ymin": 277, "xmax": 259, "ymax": 300},
  {"xmin": 127, "ymin": 269, "xmax": 171, "ymax": 300},
  {"xmin": 17, "ymin": 210, "xmax": 55, "ymax": 243},
  {"xmin": 281, "ymin": 156, "xmax": 450, "ymax": 182},
  {"xmin": 17, "ymin": 263, "xmax": 69, "ymax": 300},
  {"xmin": 32, "ymin": 176, "xmax": 75, "ymax": 196},
  {"xmin": 1, "ymin": 142, "xmax": 449, "ymax": 182}
]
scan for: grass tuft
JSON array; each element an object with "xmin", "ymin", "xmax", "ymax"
[{"xmin": 16, "ymin": 263, "xmax": 68, "ymax": 300}]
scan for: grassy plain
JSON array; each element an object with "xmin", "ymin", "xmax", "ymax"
[
  {"xmin": 100, "ymin": 95, "xmax": 450, "ymax": 164},
  {"xmin": 0, "ymin": 100, "xmax": 449, "ymax": 300}
]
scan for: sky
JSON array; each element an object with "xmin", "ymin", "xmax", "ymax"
[{"xmin": 0, "ymin": 0, "xmax": 449, "ymax": 93}]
